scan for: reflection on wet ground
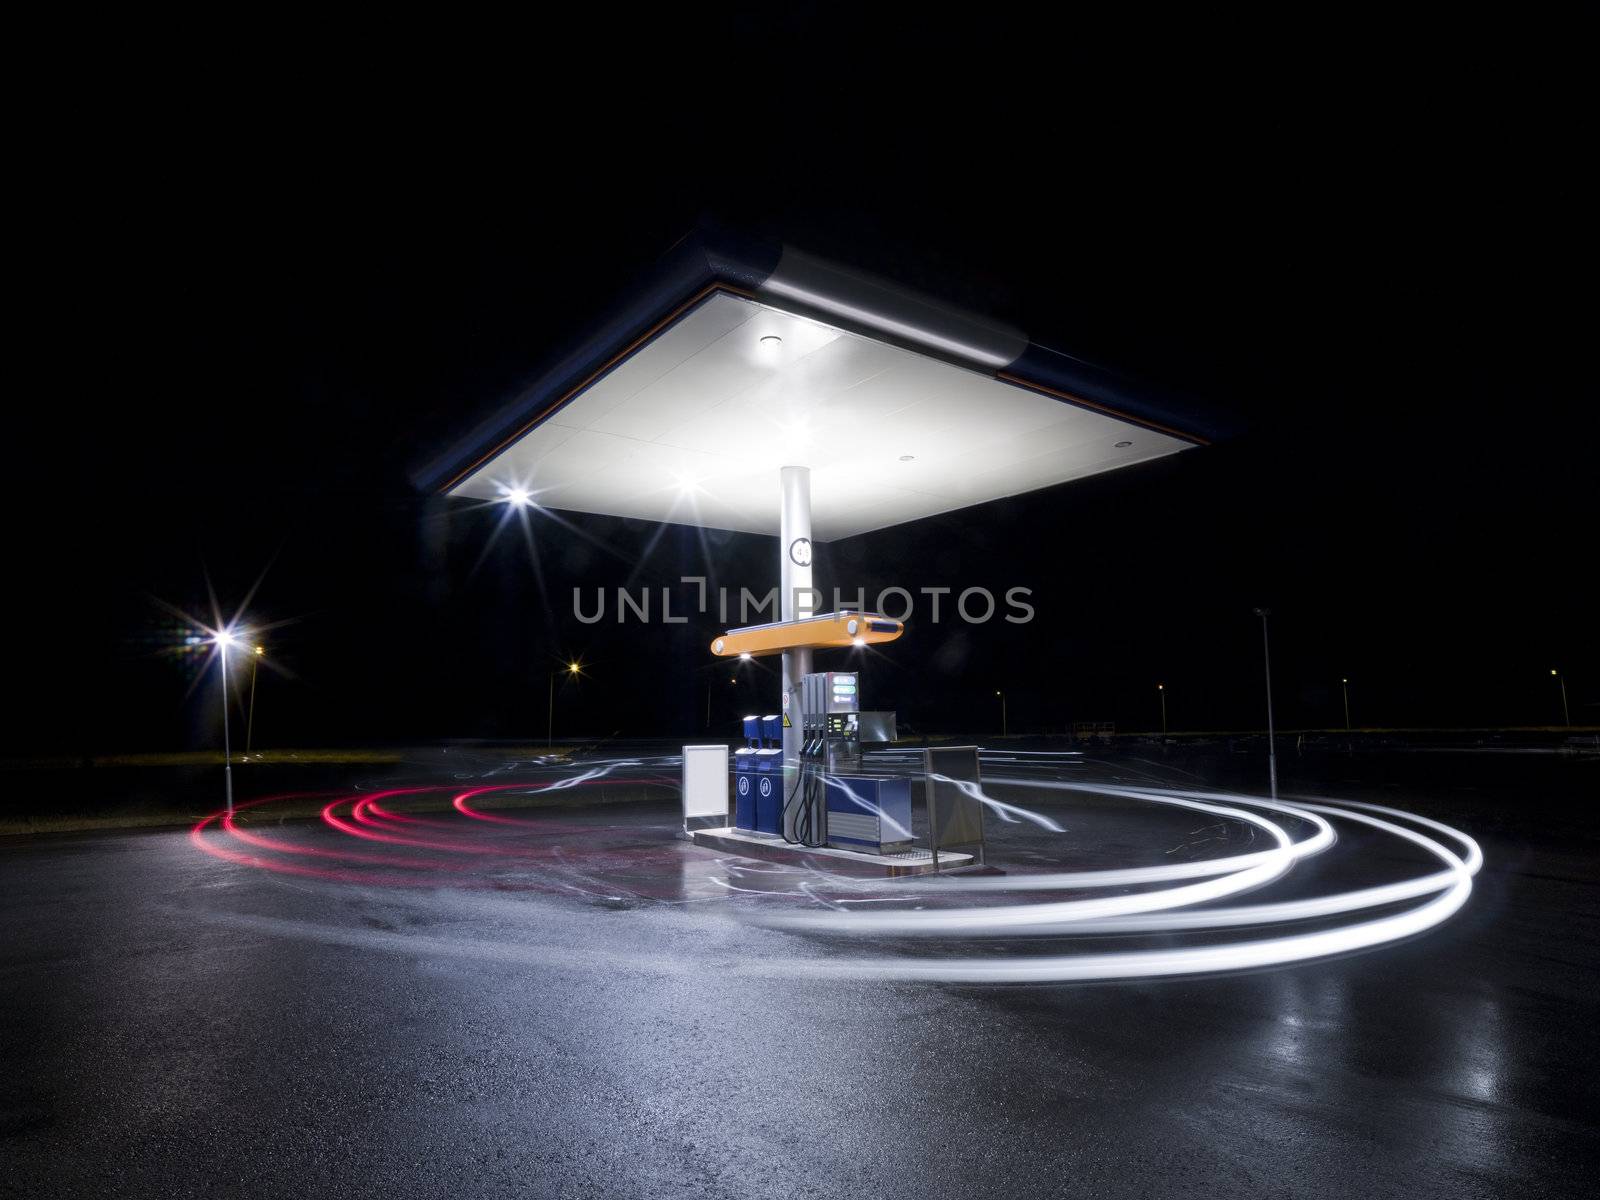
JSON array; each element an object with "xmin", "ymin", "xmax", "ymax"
[{"xmin": 3, "ymin": 745, "xmax": 1594, "ymax": 1198}]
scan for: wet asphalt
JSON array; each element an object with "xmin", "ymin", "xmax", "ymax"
[{"xmin": 1, "ymin": 747, "xmax": 1596, "ymax": 1199}]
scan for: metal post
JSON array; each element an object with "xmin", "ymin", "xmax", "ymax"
[
  {"xmin": 784, "ymin": 464, "xmax": 819, "ymax": 838},
  {"xmin": 220, "ymin": 643, "xmax": 234, "ymax": 817},
  {"xmin": 996, "ymin": 690, "xmax": 1007, "ymax": 737},
  {"xmin": 1554, "ymin": 671, "xmax": 1570, "ymax": 726},
  {"xmin": 547, "ymin": 671, "xmax": 554, "ymax": 749},
  {"xmin": 1255, "ymin": 608, "xmax": 1278, "ymax": 799},
  {"xmin": 779, "ymin": 466, "xmax": 814, "ymax": 832},
  {"xmin": 1341, "ymin": 678, "xmax": 1350, "ymax": 730},
  {"xmin": 1159, "ymin": 685, "xmax": 1167, "ymax": 736}
]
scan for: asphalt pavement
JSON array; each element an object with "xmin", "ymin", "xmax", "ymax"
[{"xmin": 2, "ymin": 746, "xmax": 1595, "ymax": 1199}]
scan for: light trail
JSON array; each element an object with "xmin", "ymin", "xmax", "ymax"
[
  {"xmin": 184, "ymin": 757, "xmax": 1482, "ymax": 985},
  {"xmin": 766, "ymin": 790, "xmax": 1301, "ymax": 934},
  {"xmin": 758, "ymin": 789, "xmax": 1480, "ymax": 983},
  {"xmin": 887, "ymin": 782, "xmax": 1336, "ymax": 892}
]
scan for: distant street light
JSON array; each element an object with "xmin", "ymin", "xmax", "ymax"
[
  {"xmin": 1253, "ymin": 608, "xmax": 1278, "ymax": 799},
  {"xmin": 1158, "ymin": 683, "xmax": 1167, "ymax": 736},
  {"xmin": 995, "ymin": 690, "xmax": 1007, "ymax": 738},
  {"xmin": 246, "ymin": 644, "xmax": 265, "ymax": 753},
  {"xmin": 1341, "ymin": 677, "xmax": 1351, "ymax": 731},
  {"xmin": 548, "ymin": 660, "xmax": 582, "ymax": 748},
  {"xmin": 1552, "ymin": 669, "xmax": 1570, "ymax": 726},
  {"xmin": 211, "ymin": 628, "xmax": 239, "ymax": 815}
]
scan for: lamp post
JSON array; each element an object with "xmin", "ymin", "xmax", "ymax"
[
  {"xmin": 246, "ymin": 644, "xmax": 265, "ymax": 753},
  {"xmin": 1341, "ymin": 677, "xmax": 1351, "ymax": 731},
  {"xmin": 1253, "ymin": 608, "xmax": 1278, "ymax": 799},
  {"xmin": 548, "ymin": 660, "xmax": 582, "ymax": 748},
  {"xmin": 1552, "ymin": 669, "xmax": 1570, "ymax": 726},
  {"xmin": 1158, "ymin": 683, "xmax": 1167, "ymax": 736},
  {"xmin": 995, "ymin": 690, "xmax": 1007, "ymax": 738},
  {"xmin": 212, "ymin": 629, "xmax": 237, "ymax": 816}
]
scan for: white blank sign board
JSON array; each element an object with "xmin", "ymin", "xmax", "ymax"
[{"xmin": 681, "ymin": 744, "xmax": 730, "ymax": 828}]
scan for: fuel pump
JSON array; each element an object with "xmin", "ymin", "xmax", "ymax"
[{"xmin": 786, "ymin": 671, "xmax": 860, "ymax": 847}]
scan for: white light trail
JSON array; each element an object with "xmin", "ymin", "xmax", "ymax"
[
  {"xmin": 913, "ymin": 782, "xmax": 1335, "ymax": 892},
  {"xmin": 767, "ymin": 789, "xmax": 1301, "ymax": 935},
  {"xmin": 753, "ymin": 782, "xmax": 1481, "ymax": 983}
]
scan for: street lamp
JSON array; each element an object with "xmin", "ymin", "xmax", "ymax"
[
  {"xmin": 995, "ymin": 690, "xmax": 1007, "ymax": 738},
  {"xmin": 548, "ymin": 660, "xmax": 582, "ymax": 748},
  {"xmin": 211, "ymin": 628, "xmax": 239, "ymax": 815},
  {"xmin": 1552, "ymin": 669, "xmax": 1570, "ymax": 726},
  {"xmin": 246, "ymin": 644, "xmax": 265, "ymax": 753},
  {"xmin": 1253, "ymin": 608, "xmax": 1278, "ymax": 799},
  {"xmin": 1341, "ymin": 677, "xmax": 1351, "ymax": 731},
  {"xmin": 1158, "ymin": 683, "xmax": 1167, "ymax": 736}
]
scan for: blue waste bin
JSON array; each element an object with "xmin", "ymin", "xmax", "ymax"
[
  {"xmin": 732, "ymin": 748, "xmax": 757, "ymax": 829},
  {"xmin": 753, "ymin": 749, "xmax": 783, "ymax": 833}
]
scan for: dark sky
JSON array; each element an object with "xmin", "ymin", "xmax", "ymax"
[{"xmin": 16, "ymin": 21, "xmax": 1593, "ymax": 753}]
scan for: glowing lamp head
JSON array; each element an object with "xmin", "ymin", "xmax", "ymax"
[
  {"xmin": 505, "ymin": 487, "xmax": 532, "ymax": 508},
  {"xmin": 568, "ymin": 662, "xmax": 580, "ymax": 675},
  {"xmin": 212, "ymin": 629, "xmax": 239, "ymax": 650},
  {"xmin": 852, "ymin": 637, "xmax": 865, "ymax": 647},
  {"xmin": 254, "ymin": 645, "xmax": 265, "ymax": 657},
  {"xmin": 739, "ymin": 651, "xmax": 752, "ymax": 660}
]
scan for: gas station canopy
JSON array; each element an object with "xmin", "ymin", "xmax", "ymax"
[{"xmin": 417, "ymin": 227, "xmax": 1231, "ymax": 539}]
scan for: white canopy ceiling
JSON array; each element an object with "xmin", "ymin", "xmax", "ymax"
[{"xmin": 448, "ymin": 293, "xmax": 1190, "ymax": 540}]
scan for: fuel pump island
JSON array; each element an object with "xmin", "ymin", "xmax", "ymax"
[{"xmin": 413, "ymin": 225, "xmax": 1228, "ymax": 870}]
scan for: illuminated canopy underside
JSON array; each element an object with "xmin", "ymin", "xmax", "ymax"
[{"xmin": 448, "ymin": 293, "xmax": 1192, "ymax": 540}]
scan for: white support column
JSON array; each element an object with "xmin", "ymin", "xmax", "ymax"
[{"xmin": 779, "ymin": 466, "xmax": 813, "ymax": 801}]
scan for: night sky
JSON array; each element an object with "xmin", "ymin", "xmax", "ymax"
[{"xmin": 19, "ymin": 24, "xmax": 1592, "ymax": 755}]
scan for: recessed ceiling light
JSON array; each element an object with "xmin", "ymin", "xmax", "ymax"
[
  {"xmin": 899, "ymin": 454, "xmax": 915, "ymax": 461},
  {"xmin": 760, "ymin": 335, "xmax": 783, "ymax": 346},
  {"xmin": 1115, "ymin": 440, "xmax": 1133, "ymax": 448}
]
